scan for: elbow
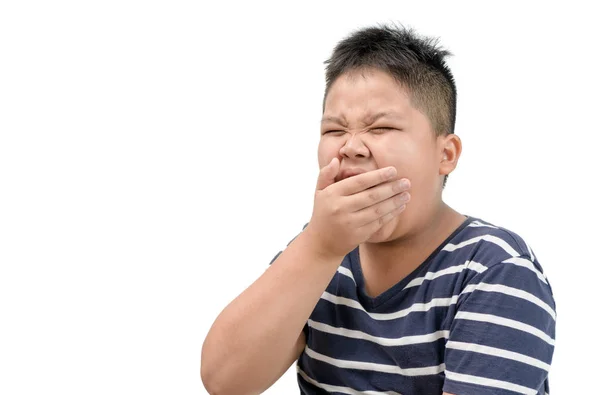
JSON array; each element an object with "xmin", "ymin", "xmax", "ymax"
[
  {"xmin": 201, "ymin": 351, "xmax": 225, "ymax": 395},
  {"xmin": 201, "ymin": 369, "xmax": 248, "ymax": 395},
  {"xmin": 201, "ymin": 356, "xmax": 259, "ymax": 395},
  {"xmin": 201, "ymin": 331, "xmax": 224, "ymax": 394},
  {"xmin": 201, "ymin": 346, "xmax": 239, "ymax": 395},
  {"xmin": 201, "ymin": 332, "xmax": 262, "ymax": 395},
  {"xmin": 201, "ymin": 360, "xmax": 225, "ymax": 395},
  {"xmin": 201, "ymin": 373, "xmax": 218, "ymax": 395}
]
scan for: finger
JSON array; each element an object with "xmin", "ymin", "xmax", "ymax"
[
  {"xmin": 316, "ymin": 157, "xmax": 340, "ymax": 191},
  {"xmin": 359, "ymin": 203, "xmax": 407, "ymax": 236},
  {"xmin": 352, "ymin": 191, "xmax": 410, "ymax": 227},
  {"xmin": 345, "ymin": 178, "xmax": 410, "ymax": 212},
  {"xmin": 334, "ymin": 166, "xmax": 397, "ymax": 196}
]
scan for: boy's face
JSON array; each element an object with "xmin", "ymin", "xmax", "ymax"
[{"xmin": 319, "ymin": 68, "xmax": 458, "ymax": 243}]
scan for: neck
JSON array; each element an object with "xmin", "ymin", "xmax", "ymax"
[{"xmin": 360, "ymin": 202, "xmax": 466, "ymax": 271}]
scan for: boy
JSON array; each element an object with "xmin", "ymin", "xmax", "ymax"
[{"xmin": 201, "ymin": 24, "xmax": 555, "ymax": 395}]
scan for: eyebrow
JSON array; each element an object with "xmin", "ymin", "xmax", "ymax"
[
  {"xmin": 321, "ymin": 115, "xmax": 348, "ymax": 126},
  {"xmin": 321, "ymin": 112, "xmax": 403, "ymax": 126},
  {"xmin": 363, "ymin": 111, "xmax": 403, "ymax": 125}
]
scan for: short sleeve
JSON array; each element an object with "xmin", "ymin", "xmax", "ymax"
[
  {"xmin": 267, "ymin": 223, "xmax": 311, "ymax": 338},
  {"xmin": 443, "ymin": 256, "xmax": 556, "ymax": 395},
  {"xmin": 268, "ymin": 223, "xmax": 309, "ymax": 266}
]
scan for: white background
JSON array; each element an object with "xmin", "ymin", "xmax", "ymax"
[{"xmin": 1, "ymin": 1, "xmax": 598, "ymax": 394}]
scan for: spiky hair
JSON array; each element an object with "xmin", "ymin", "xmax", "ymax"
[{"xmin": 324, "ymin": 23, "xmax": 457, "ymax": 137}]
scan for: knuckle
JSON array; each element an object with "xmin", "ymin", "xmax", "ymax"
[
  {"xmin": 368, "ymin": 191, "xmax": 379, "ymax": 202},
  {"xmin": 357, "ymin": 177, "xmax": 369, "ymax": 189},
  {"xmin": 374, "ymin": 205, "xmax": 383, "ymax": 216}
]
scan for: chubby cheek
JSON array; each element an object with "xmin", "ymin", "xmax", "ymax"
[
  {"xmin": 376, "ymin": 142, "xmax": 415, "ymax": 183},
  {"xmin": 381, "ymin": 138, "xmax": 436, "ymax": 191},
  {"xmin": 374, "ymin": 143, "xmax": 427, "ymax": 223},
  {"xmin": 317, "ymin": 139, "xmax": 340, "ymax": 168}
]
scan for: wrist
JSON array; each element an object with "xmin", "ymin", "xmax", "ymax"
[{"xmin": 297, "ymin": 225, "xmax": 346, "ymax": 264}]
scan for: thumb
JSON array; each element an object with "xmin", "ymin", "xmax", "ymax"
[{"xmin": 316, "ymin": 157, "xmax": 340, "ymax": 191}]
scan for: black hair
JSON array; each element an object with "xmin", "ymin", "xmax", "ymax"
[{"xmin": 324, "ymin": 23, "xmax": 457, "ymax": 187}]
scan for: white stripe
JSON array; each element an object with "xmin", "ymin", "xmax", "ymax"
[
  {"xmin": 321, "ymin": 292, "xmax": 459, "ymax": 321},
  {"xmin": 455, "ymin": 311, "xmax": 555, "ymax": 346},
  {"xmin": 468, "ymin": 221, "xmax": 498, "ymax": 229},
  {"xmin": 446, "ymin": 340, "xmax": 551, "ymax": 371},
  {"xmin": 337, "ymin": 266, "xmax": 356, "ymax": 284},
  {"xmin": 308, "ymin": 319, "xmax": 449, "ymax": 346},
  {"xmin": 461, "ymin": 282, "xmax": 556, "ymax": 320},
  {"xmin": 443, "ymin": 234, "xmax": 520, "ymax": 257},
  {"xmin": 297, "ymin": 367, "xmax": 402, "ymax": 395},
  {"xmin": 465, "ymin": 260, "xmax": 489, "ymax": 273},
  {"xmin": 445, "ymin": 227, "xmax": 547, "ymax": 285},
  {"xmin": 404, "ymin": 260, "xmax": 488, "ymax": 289},
  {"xmin": 320, "ymin": 292, "xmax": 365, "ymax": 311},
  {"xmin": 445, "ymin": 370, "xmax": 538, "ymax": 395},
  {"xmin": 305, "ymin": 346, "xmax": 445, "ymax": 376},
  {"xmin": 525, "ymin": 242, "xmax": 537, "ymax": 263},
  {"xmin": 503, "ymin": 256, "xmax": 547, "ymax": 284}
]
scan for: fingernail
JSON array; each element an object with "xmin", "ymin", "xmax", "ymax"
[{"xmin": 387, "ymin": 167, "xmax": 397, "ymax": 177}]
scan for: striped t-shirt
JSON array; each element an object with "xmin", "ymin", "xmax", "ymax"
[{"xmin": 274, "ymin": 216, "xmax": 556, "ymax": 395}]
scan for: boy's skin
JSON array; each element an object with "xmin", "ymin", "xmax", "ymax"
[
  {"xmin": 201, "ymin": 67, "xmax": 463, "ymax": 395},
  {"xmin": 319, "ymin": 68, "xmax": 464, "ymax": 301}
]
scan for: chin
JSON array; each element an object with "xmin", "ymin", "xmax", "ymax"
[{"xmin": 365, "ymin": 217, "xmax": 403, "ymax": 244}]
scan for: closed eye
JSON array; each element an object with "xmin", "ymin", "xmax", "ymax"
[
  {"xmin": 323, "ymin": 130, "xmax": 345, "ymax": 135},
  {"xmin": 371, "ymin": 127, "xmax": 398, "ymax": 133}
]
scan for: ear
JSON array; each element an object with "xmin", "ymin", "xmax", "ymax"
[{"xmin": 438, "ymin": 133, "xmax": 462, "ymax": 176}]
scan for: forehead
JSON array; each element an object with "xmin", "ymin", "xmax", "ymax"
[{"xmin": 323, "ymin": 68, "xmax": 413, "ymax": 117}]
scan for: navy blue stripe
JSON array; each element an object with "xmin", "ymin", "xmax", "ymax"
[
  {"xmin": 307, "ymin": 329, "xmax": 446, "ymax": 367},
  {"xmin": 310, "ymin": 297, "xmax": 453, "ymax": 337},
  {"xmin": 445, "ymin": 348, "xmax": 548, "ymax": 386},
  {"xmin": 448, "ymin": 318, "xmax": 555, "ymax": 364},
  {"xmin": 298, "ymin": 352, "xmax": 445, "ymax": 394},
  {"xmin": 294, "ymin": 216, "xmax": 554, "ymax": 394},
  {"xmin": 472, "ymin": 263, "xmax": 555, "ymax": 309},
  {"xmin": 443, "ymin": 377, "xmax": 545, "ymax": 395},
  {"xmin": 456, "ymin": 292, "xmax": 556, "ymax": 339}
]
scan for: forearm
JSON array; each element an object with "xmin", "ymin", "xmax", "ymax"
[{"xmin": 201, "ymin": 230, "xmax": 342, "ymax": 395}]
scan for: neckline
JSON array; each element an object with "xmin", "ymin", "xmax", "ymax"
[{"xmin": 349, "ymin": 215, "xmax": 475, "ymax": 310}]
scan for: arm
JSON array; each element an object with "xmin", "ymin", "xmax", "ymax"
[
  {"xmin": 201, "ymin": 160, "xmax": 410, "ymax": 395},
  {"xmin": 200, "ymin": 231, "xmax": 343, "ymax": 395}
]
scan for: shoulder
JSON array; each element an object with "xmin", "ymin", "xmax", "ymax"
[
  {"xmin": 450, "ymin": 216, "xmax": 555, "ymax": 307},
  {"xmin": 450, "ymin": 216, "xmax": 541, "ymax": 268},
  {"xmin": 444, "ymin": 217, "xmax": 552, "ymax": 292},
  {"xmin": 473, "ymin": 218, "xmax": 536, "ymax": 257}
]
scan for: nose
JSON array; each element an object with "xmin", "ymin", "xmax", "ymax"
[{"xmin": 339, "ymin": 133, "xmax": 370, "ymax": 159}]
